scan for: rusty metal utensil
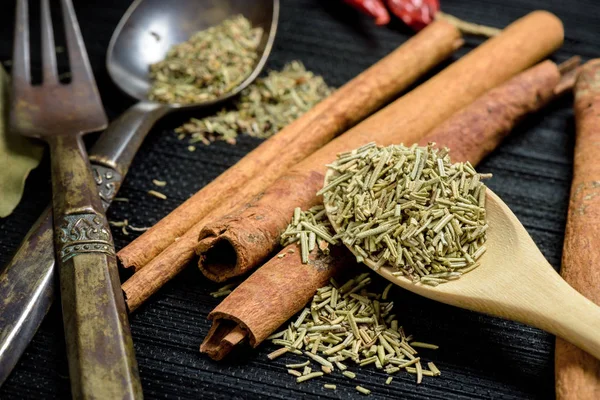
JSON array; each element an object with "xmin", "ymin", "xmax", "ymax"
[
  {"xmin": 0, "ymin": 0, "xmax": 278, "ymax": 386},
  {"xmin": 9, "ymin": 0, "xmax": 143, "ymax": 398},
  {"xmin": 93, "ymin": 0, "xmax": 279, "ymax": 164},
  {"xmin": 107, "ymin": 0, "xmax": 278, "ymax": 105}
]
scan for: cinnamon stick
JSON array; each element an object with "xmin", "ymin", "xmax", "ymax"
[
  {"xmin": 555, "ymin": 59, "xmax": 600, "ymax": 400},
  {"xmin": 117, "ymin": 20, "xmax": 463, "ymax": 272},
  {"xmin": 200, "ymin": 60, "xmax": 572, "ymax": 358},
  {"xmin": 201, "ymin": 245, "xmax": 353, "ymax": 360},
  {"xmin": 120, "ymin": 21, "xmax": 465, "ymax": 311},
  {"xmin": 195, "ymin": 12, "xmax": 565, "ymax": 282},
  {"xmin": 418, "ymin": 59, "xmax": 574, "ymax": 162}
]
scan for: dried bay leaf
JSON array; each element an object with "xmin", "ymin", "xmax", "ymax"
[{"xmin": 0, "ymin": 65, "xmax": 44, "ymax": 217}]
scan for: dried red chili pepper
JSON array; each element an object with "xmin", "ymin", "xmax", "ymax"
[
  {"xmin": 343, "ymin": 0, "xmax": 391, "ymax": 26},
  {"xmin": 343, "ymin": 0, "xmax": 499, "ymax": 36},
  {"xmin": 385, "ymin": 0, "xmax": 440, "ymax": 31}
]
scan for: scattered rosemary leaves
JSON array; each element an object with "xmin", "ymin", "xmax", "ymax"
[
  {"xmin": 268, "ymin": 272, "xmax": 440, "ymax": 388},
  {"xmin": 321, "ymin": 143, "xmax": 490, "ymax": 285},
  {"xmin": 209, "ymin": 281, "xmax": 241, "ymax": 298},
  {"xmin": 147, "ymin": 190, "xmax": 167, "ymax": 200},
  {"xmin": 108, "ymin": 219, "xmax": 150, "ymax": 236},
  {"xmin": 175, "ymin": 61, "xmax": 332, "ymax": 145},
  {"xmin": 109, "ymin": 219, "xmax": 129, "ymax": 236},
  {"xmin": 356, "ymin": 386, "xmax": 371, "ymax": 395},
  {"xmin": 343, "ymin": 371, "xmax": 356, "ymax": 379},
  {"xmin": 297, "ymin": 372, "xmax": 323, "ymax": 383},
  {"xmin": 280, "ymin": 205, "xmax": 338, "ymax": 262},
  {"xmin": 148, "ymin": 15, "xmax": 263, "ymax": 104}
]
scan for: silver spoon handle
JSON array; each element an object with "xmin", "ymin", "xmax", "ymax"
[{"xmin": 89, "ymin": 101, "xmax": 167, "ymax": 177}]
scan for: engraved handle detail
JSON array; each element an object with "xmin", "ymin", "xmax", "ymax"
[
  {"xmin": 91, "ymin": 163, "xmax": 123, "ymax": 209},
  {"xmin": 57, "ymin": 212, "xmax": 115, "ymax": 262}
]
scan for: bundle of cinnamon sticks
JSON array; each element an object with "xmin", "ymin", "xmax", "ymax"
[
  {"xmin": 119, "ymin": 11, "xmax": 564, "ymax": 314},
  {"xmin": 196, "ymin": 10, "xmax": 565, "ymax": 284}
]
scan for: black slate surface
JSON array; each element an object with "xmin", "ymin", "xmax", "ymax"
[{"xmin": 0, "ymin": 0, "xmax": 599, "ymax": 399}]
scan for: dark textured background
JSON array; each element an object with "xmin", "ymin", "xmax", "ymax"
[{"xmin": 1, "ymin": 0, "xmax": 599, "ymax": 398}]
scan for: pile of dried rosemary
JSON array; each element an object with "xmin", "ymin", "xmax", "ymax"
[
  {"xmin": 280, "ymin": 205, "xmax": 337, "ymax": 263},
  {"xmin": 267, "ymin": 272, "xmax": 441, "ymax": 390},
  {"xmin": 148, "ymin": 15, "xmax": 263, "ymax": 104},
  {"xmin": 281, "ymin": 143, "xmax": 490, "ymax": 285},
  {"xmin": 319, "ymin": 143, "xmax": 490, "ymax": 285},
  {"xmin": 175, "ymin": 61, "xmax": 333, "ymax": 145}
]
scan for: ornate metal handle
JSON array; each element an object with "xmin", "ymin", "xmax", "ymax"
[
  {"xmin": 48, "ymin": 134, "xmax": 142, "ymax": 399},
  {"xmin": 91, "ymin": 162, "xmax": 124, "ymax": 209}
]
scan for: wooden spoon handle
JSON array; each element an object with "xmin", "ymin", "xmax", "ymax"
[
  {"xmin": 555, "ymin": 59, "xmax": 600, "ymax": 400},
  {"xmin": 528, "ymin": 270, "xmax": 600, "ymax": 362}
]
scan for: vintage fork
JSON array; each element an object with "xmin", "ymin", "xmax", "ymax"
[{"xmin": 9, "ymin": 0, "xmax": 143, "ymax": 398}]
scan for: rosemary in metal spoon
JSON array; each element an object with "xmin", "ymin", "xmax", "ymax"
[
  {"xmin": 148, "ymin": 15, "xmax": 263, "ymax": 104},
  {"xmin": 175, "ymin": 61, "xmax": 333, "ymax": 144}
]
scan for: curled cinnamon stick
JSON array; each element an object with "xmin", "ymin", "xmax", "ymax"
[
  {"xmin": 201, "ymin": 245, "xmax": 353, "ymax": 360},
  {"xmin": 117, "ymin": 20, "xmax": 463, "ymax": 272},
  {"xmin": 200, "ymin": 59, "xmax": 573, "ymax": 357},
  {"xmin": 555, "ymin": 59, "xmax": 600, "ymax": 400},
  {"xmin": 195, "ymin": 12, "xmax": 565, "ymax": 283}
]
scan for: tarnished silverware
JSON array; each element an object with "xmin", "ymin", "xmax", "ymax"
[
  {"xmin": 8, "ymin": 0, "xmax": 142, "ymax": 398},
  {"xmin": 0, "ymin": 0, "xmax": 279, "ymax": 387}
]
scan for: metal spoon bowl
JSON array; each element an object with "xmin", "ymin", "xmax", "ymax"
[
  {"xmin": 89, "ymin": 0, "xmax": 278, "ymax": 178},
  {"xmin": 107, "ymin": 0, "xmax": 279, "ymax": 108}
]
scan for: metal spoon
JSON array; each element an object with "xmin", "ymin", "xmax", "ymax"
[
  {"xmin": 92, "ymin": 0, "xmax": 279, "ymax": 173},
  {"xmin": 324, "ymin": 171, "xmax": 600, "ymax": 360}
]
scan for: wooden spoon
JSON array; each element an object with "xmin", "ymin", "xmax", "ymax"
[{"xmin": 324, "ymin": 170, "xmax": 600, "ymax": 360}]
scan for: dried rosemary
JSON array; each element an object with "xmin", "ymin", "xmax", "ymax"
[
  {"xmin": 209, "ymin": 281, "xmax": 241, "ymax": 298},
  {"xmin": 175, "ymin": 61, "xmax": 333, "ymax": 145},
  {"xmin": 109, "ymin": 219, "xmax": 150, "ymax": 236},
  {"xmin": 268, "ymin": 272, "xmax": 440, "ymax": 386},
  {"xmin": 147, "ymin": 190, "xmax": 167, "ymax": 200},
  {"xmin": 280, "ymin": 205, "xmax": 338, "ymax": 262},
  {"xmin": 356, "ymin": 386, "xmax": 371, "ymax": 395},
  {"xmin": 148, "ymin": 15, "xmax": 263, "ymax": 104},
  {"xmin": 321, "ymin": 143, "xmax": 490, "ymax": 285}
]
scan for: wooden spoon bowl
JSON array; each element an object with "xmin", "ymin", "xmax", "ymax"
[{"xmin": 324, "ymin": 168, "xmax": 600, "ymax": 360}]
